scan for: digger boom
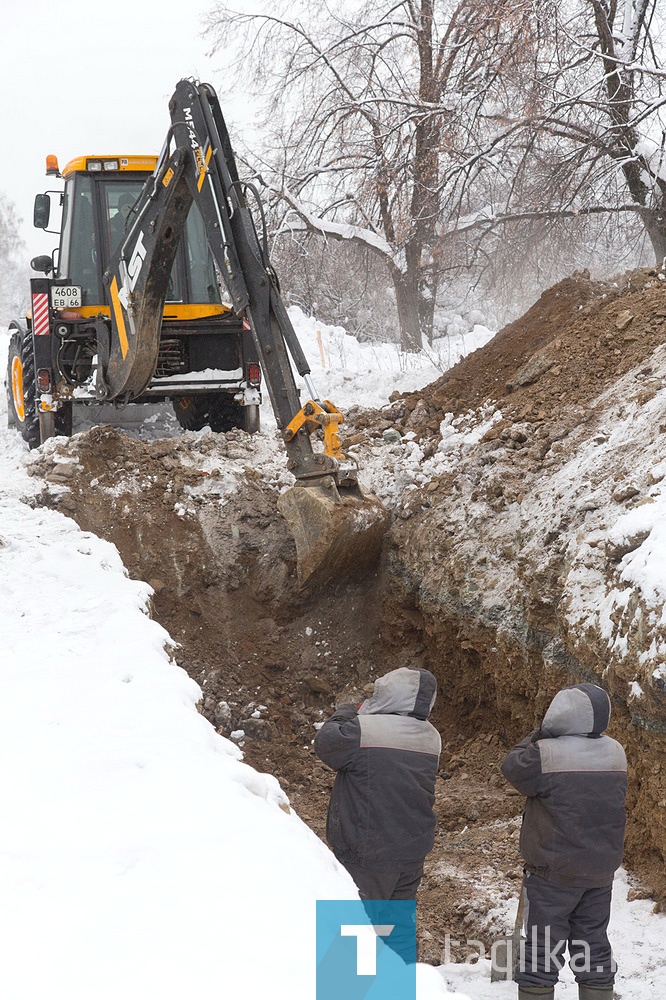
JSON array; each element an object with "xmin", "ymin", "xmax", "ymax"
[{"xmin": 101, "ymin": 79, "xmax": 388, "ymax": 585}]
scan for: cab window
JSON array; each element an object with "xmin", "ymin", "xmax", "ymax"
[
  {"xmin": 58, "ymin": 175, "xmax": 101, "ymax": 304},
  {"xmin": 100, "ymin": 179, "xmax": 184, "ymax": 303},
  {"xmin": 58, "ymin": 173, "xmax": 222, "ymax": 307},
  {"xmin": 183, "ymin": 202, "xmax": 221, "ymax": 304},
  {"xmin": 102, "ymin": 181, "xmax": 144, "ymax": 258}
]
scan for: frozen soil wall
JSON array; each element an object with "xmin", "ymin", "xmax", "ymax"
[
  {"xmin": 25, "ymin": 265, "xmax": 666, "ymax": 957},
  {"xmin": 375, "ymin": 267, "xmax": 666, "ymax": 903}
]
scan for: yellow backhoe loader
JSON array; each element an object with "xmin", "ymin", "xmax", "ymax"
[{"xmin": 5, "ymin": 80, "xmax": 388, "ymax": 587}]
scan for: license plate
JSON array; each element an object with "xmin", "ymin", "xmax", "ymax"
[{"xmin": 50, "ymin": 285, "xmax": 82, "ymax": 309}]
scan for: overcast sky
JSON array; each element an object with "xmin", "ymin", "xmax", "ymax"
[{"xmin": 2, "ymin": 0, "xmax": 259, "ymax": 260}]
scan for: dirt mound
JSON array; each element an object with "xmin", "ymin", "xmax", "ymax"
[
  {"xmin": 378, "ymin": 267, "xmax": 666, "ymax": 906},
  {"xmin": 388, "ymin": 267, "xmax": 666, "ymax": 436}
]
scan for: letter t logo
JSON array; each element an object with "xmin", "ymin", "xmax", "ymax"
[
  {"xmin": 340, "ymin": 924, "xmax": 395, "ymax": 975},
  {"xmin": 316, "ymin": 899, "xmax": 416, "ymax": 999}
]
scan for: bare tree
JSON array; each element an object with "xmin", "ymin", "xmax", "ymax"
[
  {"xmin": 504, "ymin": 0, "xmax": 666, "ymax": 262},
  {"xmin": 270, "ymin": 230, "xmax": 399, "ymax": 341},
  {"xmin": 580, "ymin": 0, "xmax": 666, "ymax": 258},
  {"xmin": 206, "ymin": 0, "xmax": 550, "ymax": 350},
  {"xmin": 205, "ymin": 1, "xmax": 666, "ymax": 351}
]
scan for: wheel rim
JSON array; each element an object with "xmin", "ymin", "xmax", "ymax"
[{"xmin": 11, "ymin": 356, "xmax": 25, "ymax": 422}]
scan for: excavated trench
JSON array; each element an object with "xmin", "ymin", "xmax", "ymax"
[
  {"xmin": 25, "ymin": 265, "xmax": 666, "ymax": 961},
  {"xmin": 25, "ymin": 423, "xmax": 531, "ymax": 961}
]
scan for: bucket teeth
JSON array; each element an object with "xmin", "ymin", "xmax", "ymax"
[{"xmin": 278, "ymin": 481, "xmax": 389, "ymax": 588}]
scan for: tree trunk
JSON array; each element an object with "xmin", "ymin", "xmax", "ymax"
[
  {"xmin": 590, "ymin": 0, "xmax": 666, "ymax": 264},
  {"xmin": 392, "ymin": 239, "xmax": 437, "ymax": 351},
  {"xmin": 411, "ymin": 0, "xmax": 439, "ymax": 348},
  {"xmin": 392, "ymin": 269, "xmax": 422, "ymax": 353},
  {"xmin": 418, "ymin": 273, "xmax": 437, "ymax": 346},
  {"xmin": 642, "ymin": 206, "xmax": 666, "ymax": 263}
]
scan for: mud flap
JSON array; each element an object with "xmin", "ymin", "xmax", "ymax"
[
  {"xmin": 277, "ymin": 480, "xmax": 390, "ymax": 588},
  {"xmin": 38, "ymin": 409, "xmax": 55, "ymax": 444}
]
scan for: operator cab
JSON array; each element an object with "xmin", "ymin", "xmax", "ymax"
[{"xmin": 49, "ymin": 155, "xmax": 223, "ymax": 313}]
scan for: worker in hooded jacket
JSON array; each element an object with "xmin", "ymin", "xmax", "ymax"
[
  {"xmin": 501, "ymin": 683, "xmax": 627, "ymax": 1000},
  {"xmin": 314, "ymin": 666, "xmax": 441, "ymax": 901}
]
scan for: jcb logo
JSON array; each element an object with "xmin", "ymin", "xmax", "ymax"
[{"xmin": 118, "ymin": 232, "xmax": 147, "ymax": 310}]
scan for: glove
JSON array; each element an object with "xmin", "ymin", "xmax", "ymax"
[{"xmin": 333, "ymin": 702, "xmax": 358, "ymax": 717}]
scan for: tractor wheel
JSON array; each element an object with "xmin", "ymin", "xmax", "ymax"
[
  {"xmin": 171, "ymin": 394, "xmax": 212, "ymax": 431},
  {"xmin": 6, "ymin": 328, "xmax": 73, "ymax": 447},
  {"xmin": 172, "ymin": 393, "xmax": 248, "ymax": 433},
  {"xmin": 207, "ymin": 394, "xmax": 244, "ymax": 433},
  {"xmin": 56, "ymin": 401, "xmax": 73, "ymax": 438},
  {"xmin": 6, "ymin": 329, "xmax": 40, "ymax": 448},
  {"xmin": 40, "ymin": 402, "xmax": 73, "ymax": 442},
  {"xmin": 6, "ymin": 332, "xmax": 20, "ymax": 428}
]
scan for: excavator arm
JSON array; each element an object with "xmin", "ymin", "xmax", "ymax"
[{"xmin": 101, "ymin": 79, "xmax": 388, "ymax": 586}]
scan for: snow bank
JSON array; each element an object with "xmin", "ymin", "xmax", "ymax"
[{"xmin": 0, "ymin": 467, "xmax": 352, "ymax": 999}]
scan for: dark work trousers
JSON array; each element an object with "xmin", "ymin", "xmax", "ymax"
[
  {"xmin": 339, "ymin": 860, "xmax": 424, "ymax": 901},
  {"xmin": 517, "ymin": 872, "xmax": 616, "ymax": 988},
  {"xmin": 338, "ymin": 860, "xmax": 424, "ymax": 963}
]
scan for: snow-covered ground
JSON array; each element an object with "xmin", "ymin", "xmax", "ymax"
[
  {"xmin": 1, "ymin": 311, "xmax": 665, "ymax": 999},
  {"xmin": 438, "ymin": 865, "xmax": 666, "ymax": 999}
]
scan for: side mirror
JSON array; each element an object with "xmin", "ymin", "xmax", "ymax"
[
  {"xmin": 33, "ymin": 193, "xmax": 51, "ymax": 229},
  {"xmin": 30, "ymin": 254, "xmax": 54, "ymax": 274}
]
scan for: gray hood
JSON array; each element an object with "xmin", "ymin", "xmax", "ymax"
[
  {"xmin": 542, "ymin": 683, "xmax": 611, "ymax": 737},
  {"xmin": 358, "ymin": 667, "xmax": 437, "ymax": 720}
]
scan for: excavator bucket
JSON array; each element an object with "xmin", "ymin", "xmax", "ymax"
[{"xmin": 278, "ymin": 480, "xmax": 390, "ymax": 588}]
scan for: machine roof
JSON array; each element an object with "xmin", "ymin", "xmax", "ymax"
[{"xmin": 61, "ymin": 155, "xmax": 157, "ymax": 177}]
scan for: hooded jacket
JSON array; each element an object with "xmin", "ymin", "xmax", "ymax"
[
  {"xmin": 314, "ymin": 667, "xmax": 441, "ymax": 871},
  {"xmin": 501, "ymin": 683, "xmax": 627, "ymax": 888}
]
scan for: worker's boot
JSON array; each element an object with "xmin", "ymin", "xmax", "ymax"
[
  {"xmin": 578, "ymin": 984, "xmax": 614, "ymax": 1000},
  {"xmin": 518, "ymin": 987, "xmax": 555, "ymax": 1000}
]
